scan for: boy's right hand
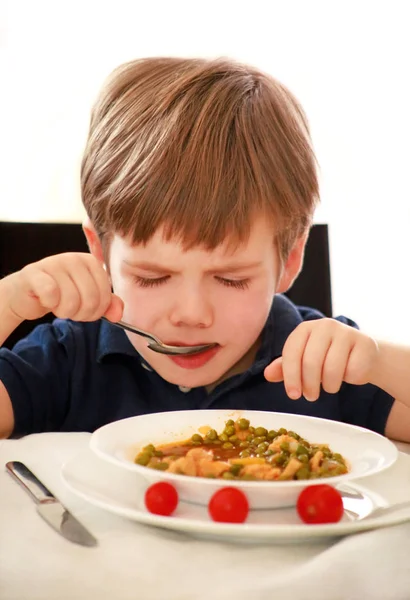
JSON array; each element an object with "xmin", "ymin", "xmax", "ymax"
[{"xmin": 5, "ymin": 253, "xmax": 123, "ymax": 323}]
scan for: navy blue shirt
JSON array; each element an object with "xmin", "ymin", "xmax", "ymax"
[{"xmin": 0, "ymin": 294, "xmax": 394, "ymax": 437}]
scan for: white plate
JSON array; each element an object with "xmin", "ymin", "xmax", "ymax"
[
  {"xmin": 61, "ymin": 448, "xmax": 410, "ymax": 544},
  {"xmin": 89, "ymin": 410, "xmax": 398, "ymax": 509}
]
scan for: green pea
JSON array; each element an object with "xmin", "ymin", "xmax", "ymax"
[
  {"xmin": 273, "ymin": 454, "xmax": 287, "ymax": 466},
  {"xmin": 135, "ymin": 452, "xmax": 151, "ymax": 466},
  {"xmin": 253, "ymin": 436, "xmax": 266, "ymax": 445},
  {"xmin": 152, "ymin": 462, "xmax": 169, "ymax": 471},
  {"xmin": 249, "ymin": 426, "xmax": 255, "ymax": 434},
  {"xmin": 238, "ymin": 418, "xmax": 250, "ymax": 430},
  {"xmin": 153, "ymin": 450, "xmax": 164, "ymax": 457},
  {"xmin": 228, "ymin": 435, "xmax": 238, "ymax": 444},
  {"xmin": 239, "ymin": 441, "xmax": 249, "ymax": 449},
  {"xmin": 212, "ymin": 440, "xmax": 222, "ymax": 445},
  {"xmin": 254, "ymin": 427, "xmax": 268, "ymax": 437},
  {"xmin": 143, "ymin": 444, "xmax": 155, "ymax": 453},
  {"xmin": 222, "ymin": 471, "xmax": 235, "ymax": 480},
  {"xmin": 191, "ymin": 434, "xmax": 203, "ymax": 443},
  {"xmin": 246, "ymin": 434, "xmax": 255, "ymax": 442},
  {"xmin": 240, "ymin": 450, "xmax": 250, "ymax": 458},
  {"xmin": 265, "ymin": 449, "xmax": 274, "ymax": 456},
  {"xmin": 219, "ymin": 433, "xmax": 229, "ymax": 442},
  {"xmin": 296, "ymin": 444, "xmax": 309, "ymax": 456},
  {"xmin": 295, "ymin": 467, "xmax": 310, "ymax": 480},
  {"xmin": 222, "ymin": 442, "xmax": 234, "ymax": 450},
  {"xmin": 225, "ymin": 419, "xmax": 235, "ymax": 427},
  {"xmin": 267, "ymin": 430, "xmax": 278, "ymax": 440},
  {"xmin": 257, "ymin": 442, "xmax": 269, "ymax": 451},
  {"xmin": 280, "ymin": 442, "xmax": 290, "ymax": 452},
  {"xmin": 205, "ymin": 429, "xmax": 218, "ymax": 441},
  {"xmin": 224, "ymin": 425, "xmax": 235, "ymax": 437},
  {"xmin": 277, "ymin": 428, "xmax": 288, "ymax": 435},
  {"xmin": 322, "ymin": 448, "xmax": 332, "ymax": 458},
  {"xmin": 287, "ymin": 431, "xmax": 301, "ymax": 441},
  {"xmin": 333, "ymin": 453, "xmax": 344, "ymax": 463},
  {"xmin": 229, "ymin": 463, "xmax": 243, "ymax": 476},
  {"xmin": 298, "ymin": 454, "xmax": 309, "ymax": 464}
]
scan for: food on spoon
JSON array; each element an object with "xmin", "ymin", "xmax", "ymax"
[{"xmin": 134, "ymin": 419, "xmax": 349, "ymax": 482}]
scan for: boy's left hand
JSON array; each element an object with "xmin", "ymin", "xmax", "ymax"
[{"xmin": 264, "ymin": 319, "xmax": 380, "ymax": 401}]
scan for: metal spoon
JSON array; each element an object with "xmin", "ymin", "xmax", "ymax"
[{"xmin": 101, "ymin": 317, "xmax": 217, "ymax": 356}]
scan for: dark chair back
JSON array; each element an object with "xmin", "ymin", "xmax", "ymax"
[{"xmin": 0, "ymin": 221, "xmax": 332, "ymax": 349}]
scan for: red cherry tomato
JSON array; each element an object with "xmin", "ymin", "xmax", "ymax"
[
  {"xmin": 208, "ymin": 487, "xmax": 249, "ymax": 523},
  {"xmin": 297, "ymin": 484, "xmax": 344, "ymax": 524},
  {"xmin": 144, "ymin": 482, "xmax": 178, "ymax": 516}
]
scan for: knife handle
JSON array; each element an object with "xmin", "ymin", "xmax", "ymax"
[{"xmin": 6, "ymin": 461, "xmax": 55, "ymax": 504}]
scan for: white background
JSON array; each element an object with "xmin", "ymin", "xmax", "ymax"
[{"xmin": 2, "ymin": 0, "xmax": 409, "ymax": 341}]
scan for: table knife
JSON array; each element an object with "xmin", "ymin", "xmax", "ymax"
[{"xmin": 6, "ymin": 461, "xmax": 97, "ymax": 547}]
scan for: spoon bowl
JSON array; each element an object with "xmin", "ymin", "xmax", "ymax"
[{"xmin": 102, "ymin": 318, "xmax": 217, "ymax": 356}]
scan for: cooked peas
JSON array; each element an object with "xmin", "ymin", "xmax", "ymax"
[
  {"xmin": 205, "ymin": 429, "xmax": 218, "ymax": 441},
  {"xmin": 135, "ymin": 452, "xmax": 151, "ymax": 466},
  {"xmin": 254, "ymin": 427, "xmax": 268, "ymax": 437},
  {"xmin": 135, "ymin": 418, "xmax": 348, "ymax": 482},
  {"xmin": 222, "ymin": 442, "xmax": 234, "ymax": 450}
]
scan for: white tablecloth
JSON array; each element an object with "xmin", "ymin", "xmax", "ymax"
[{"xmin": 1, "ymin": 433, "xmax": 410, "ymax": 600}]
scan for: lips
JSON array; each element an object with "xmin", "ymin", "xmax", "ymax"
[{"xmin": 168, "ymin": 345, "xmax": 220, "ymax": 369}]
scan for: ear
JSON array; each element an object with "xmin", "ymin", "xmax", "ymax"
[
  {"xmin": 275, "ymin": 234, "xmax": 308, "ymax": 294},
  {"xmin": 82, "ymin": 217, "xmax": 105, "ymax": 264}
]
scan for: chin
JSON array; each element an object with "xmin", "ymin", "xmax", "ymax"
[{"xmin": 156, "ymin": 364, "xmax": 227, "ymax": 388}]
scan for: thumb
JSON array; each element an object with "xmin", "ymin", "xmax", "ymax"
[
  {"xmin": 264, "ymin": 357, "xmax": 284, "ymax": 382},
  {"xmin": 103, "ymin": 294, "xmax": 124, "ymax": 322}
]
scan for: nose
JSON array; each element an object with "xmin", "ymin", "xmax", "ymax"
[{"xmin": 169, "ymin": 286, "xmax": 214, "ymax": 329}]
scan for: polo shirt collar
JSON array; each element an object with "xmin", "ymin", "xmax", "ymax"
[{"xmin": 96, "ymin": 319, "xmax": 140, "ymax": 362}]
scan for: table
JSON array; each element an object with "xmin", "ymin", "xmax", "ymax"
[{"xmin": 1, "ymin": 434, "xmax": 410, "ymax": 600}]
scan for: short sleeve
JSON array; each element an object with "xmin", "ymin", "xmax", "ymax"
[
  {"xmin": 339, "ymin": 382, "xmax": 394, "ymax": 434},
  {"xmin": 0, "ymin": 322, "xmax": 74, "ymax": 436}
]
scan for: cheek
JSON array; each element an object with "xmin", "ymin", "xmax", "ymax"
[{"xmin": 215, "ymin": 285, "xmax": 273, "ymax": 336}]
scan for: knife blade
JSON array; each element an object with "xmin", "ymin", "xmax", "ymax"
[{"xmin": 6, "ymin": 461, "xmax": 97, "ymax": 547}]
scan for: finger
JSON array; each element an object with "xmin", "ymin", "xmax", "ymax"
[
  {"xmin": 281, "ymin": 324, "xmax": 312, "ymax": 400},
  {"xmin": 85, "ymin": 259, "xmax": 115, "ymax": 318},
  {"xmin": 103, "ymin": 294, "xmax": 124, "ymax": 322},
  {"xmin": 23, "ymin": 269, "xmax": 61, "ymax": 309},
  {"xmin": 63, "ymin": 262, "xmax": 105, "ymax": 321},
  {"xmin": 301, "ymin": 331, "xmax": 333, "ymax": 401},
  {"xmin": 322, "ymin": 334, "xmax": 354, "ymax": 393},
  {"xmin": 44, "ymin": 270, "xmax": 81, "ymax": 318},
  {"xmin": 264, "ymin": 357, "xmax": 284, "ymax": 382}
]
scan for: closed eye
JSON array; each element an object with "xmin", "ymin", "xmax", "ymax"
[
  {"xmin": 215, "ymin": 277, "xmax": 250, "ymax": 290},
  {"xmin": 133, "ymin": 276, "xmax": 170, "ymax": 288}
]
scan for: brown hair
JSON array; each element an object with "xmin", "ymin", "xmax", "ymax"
[{"xmin": 81, "ymin": 57, "xmax": 319, "ymax": 261}]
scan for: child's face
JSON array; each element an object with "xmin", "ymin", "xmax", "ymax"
[{"xmin": 107, "ymin": 216, "xmax": 288, "ymax": 388}]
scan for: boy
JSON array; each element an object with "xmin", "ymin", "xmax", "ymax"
[{"xmin": 0, "ymin": 57, "xmax": 409, "ymax": 441}]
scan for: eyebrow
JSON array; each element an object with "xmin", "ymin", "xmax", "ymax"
[{"xmin": 123, "ymin": 260, "xmax": 263, "ymax": 274}]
